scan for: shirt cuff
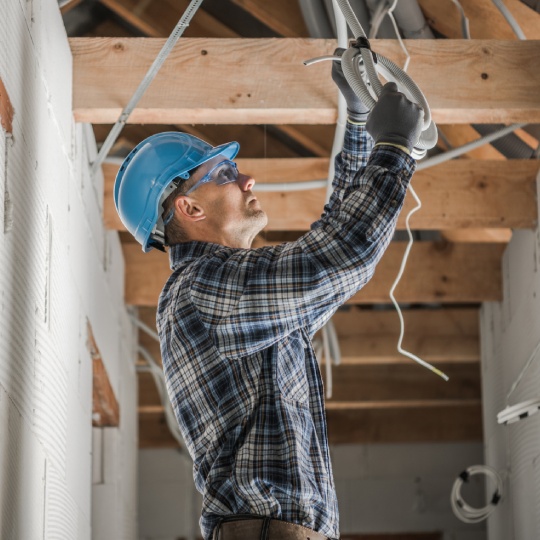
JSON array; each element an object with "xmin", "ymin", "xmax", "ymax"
[
  {"xmin": 367, "ymin": 143, "xmax": 416, "ymax": 181},
  {"xmin": 374, "ymin": 142, "xmax": 411, "ymax": 155}
]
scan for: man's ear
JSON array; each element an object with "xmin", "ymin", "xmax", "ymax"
[{"xmin": 174, "ymin": 195, "xmax": 206, "ymax": 223}]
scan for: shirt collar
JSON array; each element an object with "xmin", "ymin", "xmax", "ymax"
[{"xmin": 168, "ymin": 241, "xmax": 229, "ymax": 270}]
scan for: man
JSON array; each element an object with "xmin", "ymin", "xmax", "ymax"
[{"xmin": 115, "ymin": 58, "xmax": 424, "ymax": 540}]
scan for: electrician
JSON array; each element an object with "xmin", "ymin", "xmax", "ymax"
[{"xmin": 114, "ymin": 55, "xmax": 423, "ymax": 540}]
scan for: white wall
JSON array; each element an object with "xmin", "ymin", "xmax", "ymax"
[
  {"xmin": 139, "ymin": 443, "xmax": 486, "ymax": 540},
  {"xmin": 333, "ymin": 443, "xmax": 486, "ymax": 539},
  {"xmin": 139, "ymin": 449, "xmax": 201, "ymax": 540},
  {"xmin": 480, "ymin": 168, "xmax": 540, "ymax": 540},
  {"xmin": 0, "ymin": 1, "xmax": 138, "ymax": 538}
]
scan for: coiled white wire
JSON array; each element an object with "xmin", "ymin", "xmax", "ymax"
[
  {"xmin": 389, "ymin": 183, "xmax": 449, "ymax": 381},
  {"xmin": 451, "ymin": 465, "xmax": 504, "ymax": 523},
  {"xmin": 334, "ymin": 0, "xmax": 438, "ymax": 158}
]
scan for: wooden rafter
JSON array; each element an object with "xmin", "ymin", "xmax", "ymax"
[
  {"xmin": 230, "ymin": 0, "xmax": 308, "ymax": 37},
  {"xmin": 99, "ymin": 0, "xmax": 239, "ymax": 38},
  {"xmin": 139, "ymin": 401, "xmax": 482, "ymax": 446},
  {"xmin": 122, "ymin": 241, "xmax": 504, "ymax": 306},
  {"xmin": 71, "ymin": 38, "xmax": 540, "ymax": 124},
  {"xmin": 419, "ymin": 0, "xmax": 540, "ymax": 40},
  {"xmin": 326, "ymin": 402, "xmax": 482, "ymax": 443},
  {"xmin": 136, "ymin": 306, "xmax": 480, "ymax": 367},
  {"xmin": 103, "ymin": 159, "xmax": 538, "ymax": 231}
]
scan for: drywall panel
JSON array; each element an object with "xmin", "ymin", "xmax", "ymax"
[{"xmin": 481, "ymin": 167, "xmax": 540, "ymax": 540}]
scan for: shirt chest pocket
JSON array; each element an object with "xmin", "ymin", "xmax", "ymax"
[{"xmin": 276, "ymin": 334, "xmax": 310, "ymax": 405}]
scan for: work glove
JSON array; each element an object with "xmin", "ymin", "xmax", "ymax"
[
  {"xmin": 331, "ymin": 47, "xmax": 371, "ymax": 123},
  {"xmin": 366, "ymin": 82, "xmax": 424, "ymax": 154}
]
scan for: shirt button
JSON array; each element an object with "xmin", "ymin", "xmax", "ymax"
[{"xmin": 390, "ymin": 199, "xmax": 397, "ymax": 207}]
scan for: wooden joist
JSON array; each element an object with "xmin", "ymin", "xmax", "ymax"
[
  {"xmin": 139, "ymin": 401, "xmax": 482, "ymax": 446},
  {"xmin": 71, "ymin": 38, "xmax": 540, "ymax": 125},
  {"xmin": 103, "ymin": 159, "xmax": 538, "ymax": 231},
  {"xmin": 137, "ymin": 306, "xmax": 479, "ymax": 367},
  {"xmin": 137, "ymin": 305, "xmax": 481, "ymax": 446},
  {"xmin": 123, "ymin": 241, "xmax": 504, "ymax": 306},
  {"xmin": 88, "ymin": 321, "xmax": 120, "ymax": 427},
  {"xmin": 137, "ymin": 305, "xmax": 480, "ymax": 373},
  {"xmin": 441, "ymin": 229, "xmax": 513, "ymax": 243},
  {"xmin": 231, "ymin": 0, "xmax": 308, "ymax": 37},
  {"xmin": 419, "ymin": 0, "xmax": 540, "ymax": 40},
  {"xmin": 139, "ymin": 362, "xmax": 480, "ymax": 408},
  {"xmin": 326, "ymin": 402, "xmax": 482, "ymax": 443},
  {"xmin": 99, "ymin": 0, "xmax": 239, "ymax": 38}
]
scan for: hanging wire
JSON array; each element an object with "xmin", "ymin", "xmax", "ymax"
[
  {"xmin": 451, "ymin": 0, "xmax": 471, "ymax": 39},
  {"xmin": 385, "ymin": 0, "xmax": 411, "ymax": 72},
  {"xmin": 506, "ymin": 340, "xmax": 540, "ymax": 402}
]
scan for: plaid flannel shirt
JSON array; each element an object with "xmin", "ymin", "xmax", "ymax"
[{"xmin": 156, "ymin": 123, "xmax": 416, "ymax": 540}]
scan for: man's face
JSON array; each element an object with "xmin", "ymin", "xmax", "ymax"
[{"xmin": 186, "ymin": 155, "xmax": 268, "ymax": 245}]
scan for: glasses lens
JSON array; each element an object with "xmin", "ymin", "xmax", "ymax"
[
  {"xmin": 184, "ymin": 160, "xmax": 238, "ymax": 195},
  {"xmin": 213, "ymin": 161, "xmax": 238, "ymax": 185}
]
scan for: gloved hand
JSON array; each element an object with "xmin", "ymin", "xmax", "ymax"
[
  {"xmin": 331, "ymin": 47, "xmax": 371, "ymax": 123},
  {"xmin": 366, "ymin": 82, "xmax": 424, "ymax": 154}
]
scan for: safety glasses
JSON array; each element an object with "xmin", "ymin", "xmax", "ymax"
[{"xmin": 184, "ymin": 159, "xmax": 239, "ymax": 195}]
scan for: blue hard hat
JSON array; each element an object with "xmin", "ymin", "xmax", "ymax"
[{"xmin": 114, "ymin": 132, "xmax": 239, "ymax": 252}]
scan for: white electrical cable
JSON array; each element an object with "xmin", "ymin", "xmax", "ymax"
[
  {"xmin": 138, "ymin": 345, "xmax": 189, "ymax": 453},
  {"xmin": 506, "ymin": 340, "xmax": 540, "ymax": 401},
  {"xmin": 451, "ymin": 465, "xmax": 504, "ymax": 523},
  {"xmin": 327, "ymin": 320, "xmax": 341, "ymax": 366},
  {"xmin": 451, "ymin": 0, "xmax": 471, "ymax": 39},
  {"xmin": 131, "ymin": 314, "xmax": 161, "ymax": 342},
  {"xmin": 91, "ymin": 0, "xmax": 205, "ymax": 175},
  {"xmin": 131, "ymin": 315, "xmax": 190, "ymax": 454},
  {"xmin": 385, "ymin": 4, "xmax": 411, "ymax": 72},
  {"xmin": 388, "ymin": 182, "xmax": 449, "ymax": 381},
  {"xmin": 369, "ymin": 1, "xmax": 391, "ymax": 39},
  {"xmin": 322, "ymin": 325, "xmax": 333, "ymax": 399},
  {"xmin": 416, "ymin": 123, "xmax": 527, "ymax": 170},
  {"xmin": 492, "ymin": 0, "xmax": 526, "ymax": 39}
]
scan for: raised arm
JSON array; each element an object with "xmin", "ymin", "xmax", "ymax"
[
  {"xmin": 170, "ymin": 84, "xmax": 424, "ymax": 357},
  {"xmin": 314, "ymin": 48, "xmax": 374, "ymax": 223}
]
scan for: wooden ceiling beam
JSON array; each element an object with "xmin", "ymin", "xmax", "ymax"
[
  {"xmin": 71, "ymin": 38, "xmax": 540, "ymax": 125},
  {"xmin": 419, "ymin": 0, "xmax": 540, "ymax": 40},
  {"xmin": 103, "ymin": 159, "xmax": 538, "ymax": 231},
  {"xmin": 137, "ymin": 306, "xmax": 479, "ymax": 367},
  {"xmin": 138, "ymin": 363, "xmax": 480, "ymax": 409},
  {"xmin": 99, "ymin": 0, "xmax": 239, "ymax": 38},
  {"xmin": 441, "ymin": 228, "xmax": 513, "ymax": 243},
  {"xmin": 122, "ymin": 241, "xmax": 504, "ymax": 306},
  {"xmin": 437, "ymin": 125, "xmax": 506, "ymax": 160},
  {"xmin": 139, "ymin": 401, "xmax": 482, "ymax": 446},
  {"xmin": 326, "ymin": 402, "xmax": 482, "ymax": 443},
  {"xmin": 230, "ymin": 0, "xmax": 308, "ymax": 37}
]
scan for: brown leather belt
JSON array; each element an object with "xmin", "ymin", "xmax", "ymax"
[{"xmin": 212, "ymin": 516, "xmax": 329, "ymax": 540}]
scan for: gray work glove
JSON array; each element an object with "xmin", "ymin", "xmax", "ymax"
[
  {"xmin": 331, "ymin": 48, "xmax": 371, "ymax": 123},
  {"xmin": 366, "ymin": 82, "xmax": 424, "ymax": 154}
]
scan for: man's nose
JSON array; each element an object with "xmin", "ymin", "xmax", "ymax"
[{"xmin": 238, "ymin": 173, "xmax": 255, "ymax": 191}]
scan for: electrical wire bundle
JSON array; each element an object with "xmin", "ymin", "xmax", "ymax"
[{"xmin": 450, "ymin": 465, "xmax": 504, "ymax": 524}]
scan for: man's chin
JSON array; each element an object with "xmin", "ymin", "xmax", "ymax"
[{"xmin": 249, "ymin": 208, "xmax": 268, "ymax": 234}]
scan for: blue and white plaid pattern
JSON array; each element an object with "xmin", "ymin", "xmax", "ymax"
[{"xmin": 156, "ymin": 124, "xmax": 415, "ymax": 540}]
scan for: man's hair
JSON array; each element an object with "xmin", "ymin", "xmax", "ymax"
[{"xmin": 162, "ymin": 164, "xmax": 202, "ymax": 246}]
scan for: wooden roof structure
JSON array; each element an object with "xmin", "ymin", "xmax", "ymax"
[{"xmin": 62, "ymin": 0, "xmax": 540, "ymax": 448}]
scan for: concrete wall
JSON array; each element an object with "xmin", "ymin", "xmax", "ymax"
[
  {"xmin": 139, "ymin": 443, "xmax": 486, "ymax": 540},
  {"xmin": 480, "ymin": 168, "xmax": 540, "ymax": 540},
  {"xmin": 0, "ymin": 1, "xmax": 138, "ymax": 538}
]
